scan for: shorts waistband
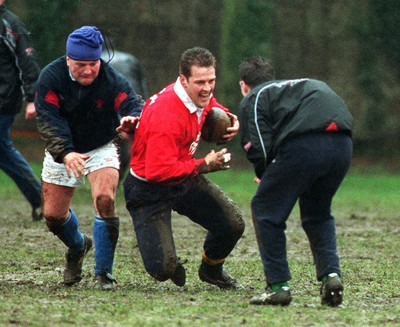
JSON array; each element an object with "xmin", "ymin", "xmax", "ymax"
[{"xmin": 130, "ymin": 168, "xmax": 148, "ymax": 182}]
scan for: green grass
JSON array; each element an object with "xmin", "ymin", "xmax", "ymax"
[{"xmin": 0, "ymin": 161, "xmax": 399, "ymax": 326}]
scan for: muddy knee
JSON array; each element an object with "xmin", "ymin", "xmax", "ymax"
[
  {"xmin": 144, "ymin": 257, "xmax": 177, "ymax": 282},
  {"xmin": 232, "ymin": 218, "xmax": 245, "ymax": 239},
  {"xmin": 226, "ymin": 210, "xmax": 245, "ymax": 239},
  {"xmin": 96, "ymin": 194, "xmax": 115, "ymax": 217}
]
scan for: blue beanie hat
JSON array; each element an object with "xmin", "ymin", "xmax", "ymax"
[{"xmin": 66, "ymin": 26, "xmax": 103, "ymax": 61}]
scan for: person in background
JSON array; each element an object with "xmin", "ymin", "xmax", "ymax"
[
  {"xmin": 238, "ymin": 56, "xmax": 353, "ymax": 306},
  {"xmin": 121, "ymin": 47, "xmax": 245, "ymax": 289},
  {"xmin": 0, "ymin": 0, "xmax": 42, "ymax": 221},
  {"xmin": 35, "ymin": 26, "xmax": 143, "ymax": 290},
  {"xmin": 102, "ymin": 50, "xmax": 148, "ymax": 183}
]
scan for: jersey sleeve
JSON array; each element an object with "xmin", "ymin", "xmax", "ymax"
[
  {"xmin": 35, "ymin": 67, "xmax": 74, "ymax": 163},
  {"xmin": 112, "ymin": 71, "xmax": 144, "ymax": 118}
]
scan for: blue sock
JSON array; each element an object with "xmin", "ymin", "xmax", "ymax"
[
  {"xmin": 61, "ymin": 209, "xmax": 84, "ymax": 253},
  {"xmin": 93, "ymin": 216, "xmax": 119, "ymax": 275}
]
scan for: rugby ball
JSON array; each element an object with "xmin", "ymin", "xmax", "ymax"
[{"xmin": 201, "ymin": 107, "xmax": 231, "ymax": 143}]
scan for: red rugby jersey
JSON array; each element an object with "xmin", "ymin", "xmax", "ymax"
[{"xmin": 130, "ymin": 79, "xmax": 227, "ymax": 185}]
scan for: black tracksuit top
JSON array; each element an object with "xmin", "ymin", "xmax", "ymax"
[{"xmin": 239, "ymin": 78, "xmax": 353, "ymax": 172}]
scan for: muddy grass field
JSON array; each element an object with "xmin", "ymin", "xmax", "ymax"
[{"xmin": 0, "ymin": 156, "xmax": 399, "ymax": 326}]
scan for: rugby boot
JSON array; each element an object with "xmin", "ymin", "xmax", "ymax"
[
  {"xmin": 32, "ymin": 206, "xmax": 43, "ymax": 221},
  {"xmin": 63, "ymin": 235, "xmax": 92, "ymax": 286},
  {"xmin": 170, "ymin": 262, "xmax": 186, "ymax": 287},
  {"xmin": 320, "ymin": 273, "xmax": 343, "ymax": 306},
  {"xmin": 94, "ymin": 272, "xmax": 117, "ymax": 290},
  {"xmin": 198, "ymin": 262, "xmax": 242, "ymax": 289},
  {"xmin": 249, "ymin": 285, "xmax": 292, "ymax": 306}
]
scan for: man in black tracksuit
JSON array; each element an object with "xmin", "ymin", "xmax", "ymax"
[
  {"xmin": 0, "ymin": 0, "xmax": 42, "ymax": 221},
  {"xmin": 238, "ymin": 57, "xmax": 353, "ymax": 307}
]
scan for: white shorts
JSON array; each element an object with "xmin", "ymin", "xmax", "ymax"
[{"xmin": 41, "ymin": 141, "xmax": 120, "ymax": 187}]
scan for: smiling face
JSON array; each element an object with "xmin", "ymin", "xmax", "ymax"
[
  {"xmin": 180, "ymin": 65, "xmax": 216, "ymax": 108},
  {"xmin": 66, "ymin": 56, "xmax": 101, "ymax": 86}
]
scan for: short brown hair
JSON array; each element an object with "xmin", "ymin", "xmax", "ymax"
[
  {"xmin": 179, "ymin": 47, "xmax": 216, "ymax": 79},
  {"xmin": 239, "ymin": 56, "xmax": 275, "ymax": 88}
]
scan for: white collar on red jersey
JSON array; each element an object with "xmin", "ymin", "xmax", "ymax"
[{"xmin": 173, "ymin": 77, "xmax": 200, "ymax": 114}]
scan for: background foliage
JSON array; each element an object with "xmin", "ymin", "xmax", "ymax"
[
  {"xmin": 219, "ymin": 0, "xmax": 272, "ymax": 112},
  {"xmin": 9, "ymin": 0, "xmax": 400, "ymax": 155},
  {"xmin": 26, "ymin": 0, "xmax": 79, "ymax": 66}
]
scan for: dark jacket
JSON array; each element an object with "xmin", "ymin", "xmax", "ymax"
[
  {"xmin": 0, "ymin": 4, "xmax": 40, "ymax": 114},
  {"xmin": 239, "ymin": 78, "xmax": 354, "ymax": 177},
  {"xmin": 35, "ymin": 56, "xmax": 143, "ymax": 163}
]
